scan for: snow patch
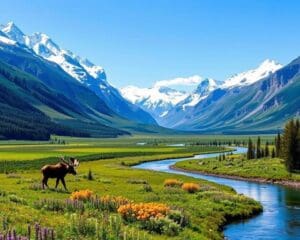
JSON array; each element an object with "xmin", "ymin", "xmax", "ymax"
[{"xmin": 221, "ymin": 59, "xmax": 282, "ymax": 88}]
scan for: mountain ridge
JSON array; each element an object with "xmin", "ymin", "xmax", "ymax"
[{"xmin": 0, "ymin": 22, "xmax": 156, "ymax": 125}]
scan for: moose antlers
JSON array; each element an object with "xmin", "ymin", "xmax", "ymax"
[{"xmin": 60, "ymin": 156, "xmax": 79, "ymax": 167}]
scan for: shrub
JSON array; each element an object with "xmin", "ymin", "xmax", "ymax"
[
  {"xmin": 118, "ymin": 202, "xmax": 169, "ymax": 222},
  {"xmin": 181, "ymin": 183, "xmax": 200, "ymax": 193},
  {"xmin": 141, "ymin": 217, "xmax": 181, "ymax": 236},
  {"xmin": 8, "ymin": 194, "xmax": 27, "ymax": 205},
  {"xmin": 97, "ymin": 178, "xmax": 112, "ymax": 184},
  {"xmin": 96, "ymin": 195, "xmax": 131, "ymax": 212},
  {"xmin": 0, "ymin": 190, "xmax": 7, "ymax": 197},
  {"xmin": 127, "ymin": 179, "xmax": 148, "ymax": 184},
  {"xmin": 141, "ymin": 184, "xmax": 153, "ymax": 192},
  {"xmin": 163, "ymin": 179, "xmax": 182, "ymax": 187},
  {"xmin": 69, "ymin": 214, "xmax": 97, "ymax": 237},
  {"xmin": 70, "ymin": 189, "xmax": 94, "ymax": 201},
  {"xmin": 35, "ymin": 195, "xmax": 131, "ymax": 213},
  {"xmin": 87, "ymin": 169, "xmax": 94, "ymax": 181},
  {"xmin": 167, "ymin": 210, "xmax": 189, "ymax": 227},
  {"xmin": 34, "ymin": 198, "xmax": 94, "ymax": 213}
]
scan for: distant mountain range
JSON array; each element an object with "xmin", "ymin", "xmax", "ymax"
[
  {"xmin": 0, "ymin": 21, "xmax": 298, "ymax": 139},
  {"xmin": 122, "ymin": 59, "xmax": 284, "ymax": 130},
  {"xmin": 171, "ymin": 58, "xmax": 300, "ymax": 133}
]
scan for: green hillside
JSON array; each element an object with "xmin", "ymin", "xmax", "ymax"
[{"xmin": 0, "ymin": 59, "xmax": 128, "ymax": 140}]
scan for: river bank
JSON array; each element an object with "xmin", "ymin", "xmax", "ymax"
[
  {"xmin": 134, "ymin": 147, "xmax": 300, "ymax": 239},
  {"xmin": 170, "ymin": 165, "xmax": 300, "ymax": 189},
  {"xmin": 173, "ymin": 154, "xmax": 300, "ymax": 189}
]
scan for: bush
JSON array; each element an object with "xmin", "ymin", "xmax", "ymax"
[
  {"xmin": 141, "ymin": 217, "xmax": 181, "ymax": 236},
  {"xmin": 8, "ymin": 194, "xmax": 27, "ymax": 205},
  {"xmin": 163, "ymin": 179, "xmax": 182, "ymax": 187},
  {"xmin": 167, "ymin": 210, "xmax": 189, "ymax": 227},
  {"xmin": 70, "ymin": 189, "xmax": 94, "ymax": 201},
  {"xmin": 97, "ymin": 195, "xmax": 131, "ymax": 212},
  {"xmin": 141, "ymin": 184, "xmax": 153, "ymax": 192},
  {"xmin": 127, "ymin": 179, "xmax": 148, "ymax": 184},
  {"xmin": 87, "ymin": 169, "xmax": 94, "ymax": 181},
  {"xmin": 181, "ymin": 183, "xmax": 200, "ymax": 193},
  {"xmin": 118, "ymin": 202, "xmax": 169, "ymax": 222},
  {"xmin": 35, "ymin": 195, "xmax": 131, "ymax": 213}
]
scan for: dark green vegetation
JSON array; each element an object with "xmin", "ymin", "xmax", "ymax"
[
  {"xmin": 0, "ymin": 54, "xmax": 127, "ymax": 139},
  {"xmin": 246, "ymin": 137, "xmax": 272, "ymax": 160},
  {"xmin": 245, "ymin": 120, "xmax": 300, "ymax": 173},
  {"xmin": 0, "ymin": 136, "xmax": 262, "ymax": 240},
  {"xmin": 280, "ymin": 119, "xmax": 300, "ymax": 172}
]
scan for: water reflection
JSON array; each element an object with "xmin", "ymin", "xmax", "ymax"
[{"xmin": 134, "ymin": 147, "xmax": 300, "ymax": 239}]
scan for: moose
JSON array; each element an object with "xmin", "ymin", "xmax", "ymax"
[{"xmin": 41, "ymin": 157, "xmax": 79, "ymax": 191}]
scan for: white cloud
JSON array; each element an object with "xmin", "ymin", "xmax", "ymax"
[{"xmin": 154, "ymin": 75, "xmax": 203, "ymax": 88}]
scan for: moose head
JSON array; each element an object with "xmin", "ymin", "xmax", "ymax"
[{"xmin": 41, "ymin": 157, "xmax": 80, "ymax": 191}]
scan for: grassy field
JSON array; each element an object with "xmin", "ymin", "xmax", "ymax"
[
  {"xmin": 0, "ymin": 136, "xmax": 262, "ymax": 239},
  {"xmin": 174, "ymin": 153, "xmax": 300, "ymax": 182}
]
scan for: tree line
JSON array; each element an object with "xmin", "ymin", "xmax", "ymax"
[{"xmin": 247, "ymin": 119, "xmax": 300, "ymax": 172}]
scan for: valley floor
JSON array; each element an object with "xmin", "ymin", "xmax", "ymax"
[{"xmin": 0, "ymin": 136, "xmax": 262, "ymax": 240}]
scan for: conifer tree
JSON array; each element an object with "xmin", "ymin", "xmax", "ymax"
[
  {"xmin": 275, "ymin": 132, "xmax": 281, "ymax": 157},
  {"xmin": 295, "ymin": 119, "xmax": 300, "ymax": 169},
  {"xmin": 265, "ymin": 141, "xmax": 270, "ymax": 157},
  {"xmin": 247, "ymin": 138, "xmax": 254, "ymax": 160},
  {"xmin": 271, "ymin": 148, "xmax": 276, "ymax": 158},
  {"xmin": 256, "ymin": 136, "xmax": 261, "ymax": 158},
  {"xmin": 282, "ymin": 119, "xmax": 299, "ymax": 172}
]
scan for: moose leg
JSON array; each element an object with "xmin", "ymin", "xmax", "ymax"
[
  {"xmin": 42, "ymin": 177, "xmax": 48, "ymax": 189},
  {"xmin": 61, "ymin": 178, "xmax": 68, "ymax": 191},
  {"xmin": 44, "ymin": 177, "xmax": 49, "ymax": 188},
  {"xmin": 55, "ymin": 178, "xmax": 60, "ymax": 188}
]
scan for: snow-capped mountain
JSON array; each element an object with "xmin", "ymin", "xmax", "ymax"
[
  {"xmin": 0, "ymin": 22, "xmax": 156, "ymax": 125},
  {"xmin": 121, "ymin": 85, "xmax": 188, "ymax": 122},
  {"xmin": 122, "ymin": 78, "xmax": 220, "ymax": 124},
  {"xmin": 0, "ymin": 29, "xmax": 17, "ymax": 45},
  {"xmin": 122, "ymin": 59, "xmax": 283, "ymax": 126},
  {"xmin": 1, "ymin": 22, "xmax": 105, "ymax": 83},
  {"xmin": 181, "ymin": 78, "xmax": 221, "ymax": 110},
  {"xmin": 159, "ymin": 59, "xmax": 285, "ymax": 129},
  {"xmin": 221, "ymin": 59, "xmax": 282, "ymax": 88}
]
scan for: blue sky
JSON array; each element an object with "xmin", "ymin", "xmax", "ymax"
[{"xmin": 0, "ymin": 0, "xmax": 299, "ymax": 90}]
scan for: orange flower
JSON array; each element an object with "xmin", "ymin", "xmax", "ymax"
[
  {"xmin": 70, "ymin": 189, "xmax": 93, "ymax": 201},
  {"xmin": 118, "ymin": 202, "xmax": 169, "ymax": 221},
  {"xmin": 181, "ymin": 183, "xmax": 200, "ymax": 193},
  {"xmin": 163, "ymin": 179, "xmax": 182, "ymax": 187}
]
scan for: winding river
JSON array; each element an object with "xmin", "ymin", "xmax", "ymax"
[{"xmin": 133, "ymin": 147, "xmax": 300, "ymax": 240}]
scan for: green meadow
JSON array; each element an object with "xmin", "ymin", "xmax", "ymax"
[
  {"xmin": 0, "ymin": 136, "xmax": 263, "ymax": 239},
  {"xmin": 175, "ymin": 153, "xmax": 300, "ymax": 182}
]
